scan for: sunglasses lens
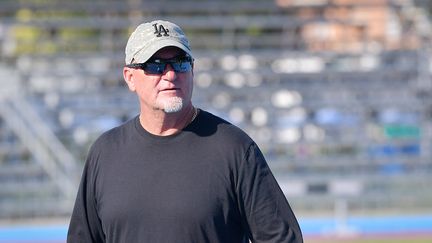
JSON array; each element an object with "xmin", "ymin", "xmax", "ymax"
[
  {"xmin": 144, "ymin": 63, "xmax": 166, "ymax": 74},
  {"xmin": 172, "ymin": 61, "xmax": 192, "ymax": 72}
]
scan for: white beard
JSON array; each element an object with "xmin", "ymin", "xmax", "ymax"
[{"xmin": 162, "ymin": 96, "xmax": 184, "ymax": 113}]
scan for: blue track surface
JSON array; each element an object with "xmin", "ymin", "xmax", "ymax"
[{"xmin": 1, "ymin": 214, "xmax": 432, "ymax": 242}]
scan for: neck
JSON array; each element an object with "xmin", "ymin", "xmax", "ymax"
[{"xmin": 139, "ymin": 105, "xmax": 197, "ymax": 136}]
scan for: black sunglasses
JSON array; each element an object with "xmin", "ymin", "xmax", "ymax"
[{"xmin": 126, "ymin": 55, "xmax": 193, "ymax": 74}]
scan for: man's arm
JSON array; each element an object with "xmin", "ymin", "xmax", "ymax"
[
  {"xmin": 236, "ymin": 143, "xmax": 303, "ymax": 243},
  {"xmin": 67, "ymin": 154, "xmax": 105, "ymax": 243}
]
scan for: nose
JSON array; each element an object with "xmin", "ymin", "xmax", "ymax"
[{"xmin": 162, "ymin": 64, "xmax": 177, "ymax": 81}]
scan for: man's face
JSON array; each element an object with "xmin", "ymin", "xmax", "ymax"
[{"xmin": 124, "ymin": 46, "xmax": 194, "ymax": 113}]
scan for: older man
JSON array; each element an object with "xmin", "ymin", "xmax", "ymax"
[{"xmin": 67, "ymin": 20, "xmax": 303, "ymax": 243}]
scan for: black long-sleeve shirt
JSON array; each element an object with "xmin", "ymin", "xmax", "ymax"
[{"xmin": 67, "ymin": 110, "xmax": 303, "ymax": 243}]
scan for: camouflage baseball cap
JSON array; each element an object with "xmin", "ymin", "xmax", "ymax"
[{"xmin": 125, "ymin": 20, "xmax": 193, "ymax": 64}]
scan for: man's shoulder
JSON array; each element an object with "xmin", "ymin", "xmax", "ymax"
[
  {"xmin": 91, "ymin": 116, "xmax": 136, "ymax": 149},
  {"xmin": 197, "ymin": 109, "xmax": 253, "ymax": 145}
]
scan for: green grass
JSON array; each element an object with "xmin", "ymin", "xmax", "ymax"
[{"xmin": 306, "ymin": 236, "xmax": 432, "ymax": 243}]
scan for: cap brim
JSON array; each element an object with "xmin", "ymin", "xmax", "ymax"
[{"xmin": 133, "ymin": 39, "xmax": 193, "ymax": 63}]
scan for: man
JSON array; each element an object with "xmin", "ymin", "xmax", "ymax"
[{"xmin": 67, "ymin": 19, "xmax": 303, "ymax": 243}]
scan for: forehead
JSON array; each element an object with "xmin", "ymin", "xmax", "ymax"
[{"xmin": 152, "ymin": 46, "xmax": 185, "ymax": 59}]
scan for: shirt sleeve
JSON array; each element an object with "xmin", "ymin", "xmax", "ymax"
[
  {"xmin": 67, "ymin": 148, "xmax": 105, "ymax": 243},
  {"xmin": 236, "ymin": 143, "xmax": 303, "ymax": 243}
]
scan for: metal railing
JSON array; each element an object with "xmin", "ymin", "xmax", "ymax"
[{"xmin": 0, "ymin": 95, "xmax": 78, "ymax": 201}]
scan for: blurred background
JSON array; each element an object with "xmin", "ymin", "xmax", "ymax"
[{"xmin": 0, "ymin": 0, "xmax": 432, "ymax": 242}]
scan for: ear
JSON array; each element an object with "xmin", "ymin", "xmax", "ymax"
[{"xmin": 123, "ymin": 67, "xmax": 136, "ymax": 92}]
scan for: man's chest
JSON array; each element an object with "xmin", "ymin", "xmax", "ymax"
[{"xmin": 95, "ymin": 156, "xmax": 239, "ymax": 236}]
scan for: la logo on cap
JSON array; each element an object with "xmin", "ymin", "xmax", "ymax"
[{"xmin": 153, "ymin": 23, "xmax": 170, "ymax": 37}]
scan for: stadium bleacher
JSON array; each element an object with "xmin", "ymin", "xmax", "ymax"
[{"xmin": 0, "ymin": 0, "xmax": 432, "ymax": 220}]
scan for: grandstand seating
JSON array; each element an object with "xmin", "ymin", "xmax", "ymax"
[{"xmin": 0, "ymin": 0, "xmax": 432, "ymax": 219}]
